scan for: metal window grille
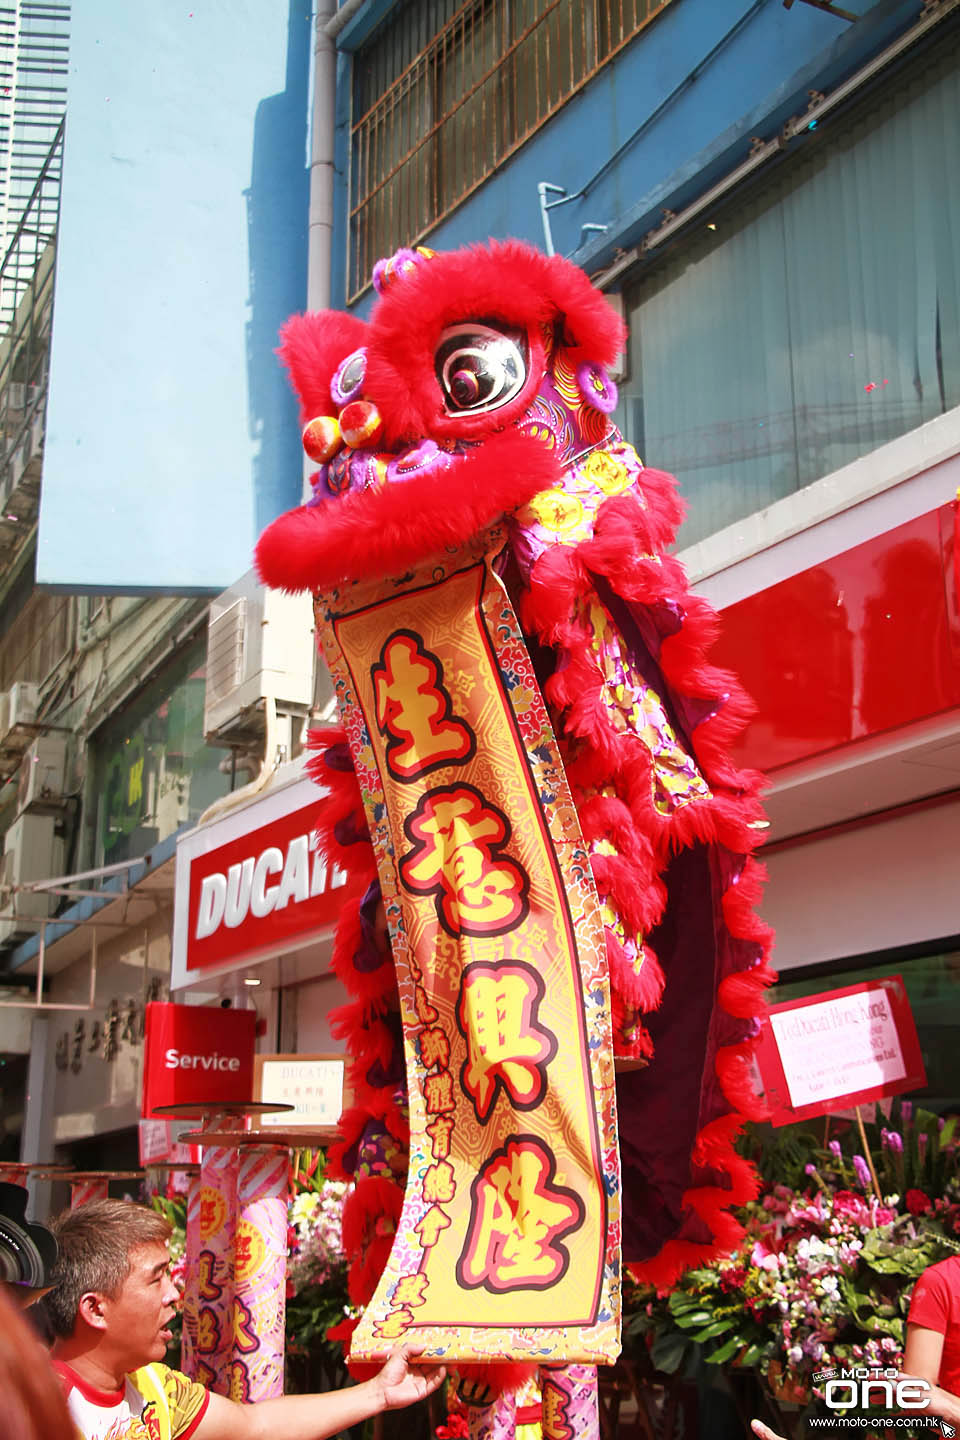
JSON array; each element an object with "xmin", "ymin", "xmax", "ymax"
[
  {"xmin": 349, "ymin": 0, "xmax": 672, "ymax": 299},
  {"xmin": 0, "ymin": 1, "xmax": 70, "ymax": 335}
]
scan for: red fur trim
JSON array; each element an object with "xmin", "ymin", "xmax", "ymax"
[
  {"xmin": 255, "ymin": 428, "xmax": 562, "ymax": 593},
  {"xmin": 341, "ymin": 1175, "xmax": 403, "ymax": 1258},
  {"xmin": 516, "ymin": 468, "xmax": 777, "ymax": 1284},
  {"xmin": 605, "ymin": 929, "xmax": 665, "ymax": 1012},
  {"xmin": 456, "ymin": 1363, "xmax": 540, "ymax": 1395},
  {"xmin": 718, "ymin": 965, "xmax": 778, "ymax": 1019},
  {"xmin": 278, "ymin": 310, "xmax": 371, "ymax": 423},
  {"xmin": 348, "ymin": 1234, "xmax": 396, "ymax": 1308},
  {"xmin": 610, "ymin": 990, "xmax": 654, "ymax": 1059},
  {"xmin": 715, "ymin": 1041, "xmax": 770, "ymax": 1122}
]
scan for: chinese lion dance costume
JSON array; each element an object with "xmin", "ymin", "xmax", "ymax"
[{"xmin": 256, "ymin": 241, "xmax": 774, "ymax": 1440}]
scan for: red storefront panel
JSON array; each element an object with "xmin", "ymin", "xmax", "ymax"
[{"xmin": 710, "ymin": 503, "xmax": 960, "ymax": 773}]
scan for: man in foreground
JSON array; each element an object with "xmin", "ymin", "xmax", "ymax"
[{"xmin": 42, "ymin": 1199, "xmax": 444, "ymax": 1440}]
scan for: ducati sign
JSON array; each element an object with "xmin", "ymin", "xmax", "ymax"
[{"xmin": 172, "ymin": 776, "xmax": 346, "ymax": 985}]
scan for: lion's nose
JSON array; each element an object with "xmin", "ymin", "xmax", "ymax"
[
  {"xmin": 339, "ymin": 399, "xmax": 383, "ymax": 450},
  {"xmin": 301, "ymin": 415, "xmax": 343, "ymax": 463}
]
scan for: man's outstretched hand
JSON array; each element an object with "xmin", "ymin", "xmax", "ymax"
[
  {"xmin": 751, "ymin": 1420, "xmax": 787, "ymax": 1440},
  {"xmin": 374, "ymin": 1345, "xmax": 447, "ymax": 1411}
]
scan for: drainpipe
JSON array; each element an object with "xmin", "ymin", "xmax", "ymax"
[{"xmin": 309, "ymin": 4, "xmax": 338, "ymax": 314}]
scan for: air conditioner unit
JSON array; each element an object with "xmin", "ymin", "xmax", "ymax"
[
  {"xmin": 16, "ymin": 735, "xmax": 68, "ymax": 815},
  {"xmin": 5, "ymin": 382, "xmax": 38, "ymax": 414},
  {"xmin": 0, "ymin": 681, "xmax": 40, "ymax": 772},
  {"xmin": 0, "ymin": 812, "xmax": 65, "ymax": 947},
  {"xmin": 202, "ymin": 569, "xmax": 317, "ymax": 746}
]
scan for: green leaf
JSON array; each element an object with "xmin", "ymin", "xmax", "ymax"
[
  {"xmin": 673, "ymin": 1309, "xmax": 716, "ymax": 1329},
  {"xmin": 689, "ymin": 1319, "xmax": 735, "ymax": 1342},
  {"xmin": 705, "ymin": 1336, "xmax": 743, "ymax": 1365},
  {"xmin": 650, "ymin": 1330, "xmax": 691, "ymax": 1374}
]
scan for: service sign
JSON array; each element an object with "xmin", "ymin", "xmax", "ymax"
[
  {"xmin": 172, "ymin": 776, "xmax": 346, "ymax": 986},
  {"xmin": 142, "ymin": 1001, "xmax": 256, "ymax": 1117},
  {"xmin": 756, "ymin": 975, "xmax": 926, "ymax": 1126}
]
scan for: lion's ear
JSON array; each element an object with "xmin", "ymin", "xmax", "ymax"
[{"xmin": 277, "ymin": 311, "xmax": 371, "ymax": 423}]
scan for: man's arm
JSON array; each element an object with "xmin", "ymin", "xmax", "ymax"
[{"xmin": 193, "ymin": 1346, "xmax": 446, "ymax": 1440}]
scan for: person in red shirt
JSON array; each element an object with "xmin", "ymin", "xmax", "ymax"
[
  {"xmin": 41, "ymin": 1198, "xmax": 445, "ymax": 1440},
  {"xmin": 904, "ymin": 1253, "xmax": 960, "ymax": 1426}
]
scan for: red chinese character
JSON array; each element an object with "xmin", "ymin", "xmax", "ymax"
[
  {"xmin": 393, "ymin": 1273, "xmax": 429, "ymax": 1308},
  {"xmin": 415, "ymin": 1204, "xmax": 452, "ymax": 1249},
  {"xmin": 422, "ymin": 1159, "xmax": 456, "ymax": 1203},
  {"xmin": 375, "ymin": 1305, "xmax": 415, "ymax": 1341},
  {"xmin": 400, "ymin": 785, "xmax": 528, "ymax": 937},
  {"xmin": 456, "ymin": 960, "xmax": 556, "ymax": 1123},
  {"xmin": 423, "ymin": 1069, "xmax": 455, "ymax": 1114},
  {"xmin": 233, "ymin": 1295, "xmax": 258, "ymax": 1355},
  {"xmin": 414, "ymin": 986, "xmax": 439, "ymax": 1024},
  {"xmin": 541, "ymin": 1375, "xmax": 574, "ymax": 1440},
  {"xmin": 419, "ymin": 1025, "xmax": 451, "ymax": 1071},
  {"xmin": 457, "ymin": 1136, "xmax": 584, "ymax": 1292},
  {"xmin": 425, "ymin": 1114, "xmax": 455, "ymax": 1161},
  {"xmin": 374, "ymin": 631, "xmax": 474, "ymax": 780},
  {"xmin": 196, "ymin": 1250, "xmax": 222, "ymax": 1302}
]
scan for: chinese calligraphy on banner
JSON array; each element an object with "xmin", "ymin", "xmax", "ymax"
[{"xmin": 316, "ymin": 530, "xmax": 620, "ymax": 1365}]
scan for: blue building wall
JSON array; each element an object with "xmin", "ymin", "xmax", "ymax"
[
  {"xmin": 333, "ymin": 0, "xmax": 925, "ymax": 311},
  {"xmin": 38, "ymin": 0, "xmax": 312, "ymax": 593}
]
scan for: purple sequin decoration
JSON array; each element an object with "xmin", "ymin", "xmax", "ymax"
[{"xmin": 576, "ymin": 360, "xmax": 618, "ymax": 414}]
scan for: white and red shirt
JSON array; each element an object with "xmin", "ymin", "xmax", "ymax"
[{"xmin": 54, "ymin": 1359, "xmax": 209, "ymax": 1440}]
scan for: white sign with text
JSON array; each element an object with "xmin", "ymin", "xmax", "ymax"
[{"xmin": 770, "ymin": 988, "xmax": 906, "ymax": 1109}]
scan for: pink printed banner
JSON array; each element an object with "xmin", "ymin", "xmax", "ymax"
[
  {"xmin": 180, "ymin": 1173, "xmax": 202, "ymax": 1377},
  {"xmin": 230, "ymin": 1146, "xmax": 289, "ymax": 1401},
  {"xmin": 195, "ymin": 1146, "xmax": 238, "ymax": 1395},
  {"xmin": 70, "ymin": 1179, "xmax": 109, "ymax": 1208},
  {"xmin": 541, "ymin": 1365, "xmax": 600, "ymax": 1440}
]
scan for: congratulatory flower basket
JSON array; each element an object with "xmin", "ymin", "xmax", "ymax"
[{"xmin": 623, "ymin": 1100, "xmax": 960, "ymax": 1437}]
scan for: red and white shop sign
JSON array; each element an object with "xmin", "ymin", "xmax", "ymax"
[
  {"xmin": 138, "ymin": 1119, "xmax": 198, "ymax": 1167},
  {"xmin": 142, "ymin": 1002, "xmax": 255, "ymax": 1116},
  {"xmin": 756, "ymin": 975, "xmax": 926, "ymax": 1127},
  {"xmin": 172, "ymin": 776, "xmax": 346, "ymax": 985}
]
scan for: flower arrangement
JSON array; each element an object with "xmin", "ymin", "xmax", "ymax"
[
  {"xmin": 625, "ymin": 1101, "xmax": 960, "ymax": 1406},
  {"xmin": 284, "ymin": 1150, "xmax": 353, "ymax": 1391}
]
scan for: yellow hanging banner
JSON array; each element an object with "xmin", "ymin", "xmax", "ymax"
[{"xmin": 316, "ymin": 534, "xmax": 620, "ymax": 1365}]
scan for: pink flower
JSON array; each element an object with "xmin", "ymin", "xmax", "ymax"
[
  {"xmin": 832, "ymin": 1190, "xmax": 871, "ymax": 1224},
  {"xmin": 751, "ymin": 1239, "xmax": 781, "ymax": 1271}
]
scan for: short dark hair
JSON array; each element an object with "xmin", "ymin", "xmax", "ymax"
[{"xmin": 40, "ymin": 1200, "xmax": 172, "ymax": 1339}]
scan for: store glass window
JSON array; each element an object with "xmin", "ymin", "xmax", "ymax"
[
  {"xmin": 769, "ymin": 949, "xmax": 960, "ymax": 1113},
  {"xmin": 618, "ymin": 35, "xmax": 960, "ymax": 548},
  {"xmin": 92, "ymin": 639, "xmax": 229, "ymax": 865}
]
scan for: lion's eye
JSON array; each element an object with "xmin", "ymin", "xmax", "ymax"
[
  {"xmin": 331, "ymin": 348, "xmax": 367, "ymax": 406},
  {"xmin": 435, "ymin": 324, "xmax": 527, "ymax": 415}
]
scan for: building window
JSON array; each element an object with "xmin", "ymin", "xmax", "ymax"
[
  {"xmin": 349, "ymin": 0, "xmax": 672, "ymax": 299},
  {"xmin": 618, "ymin": 33, "xmax": 960, "ymax": 549},
  {"xmin": 91, "ymin": 639, "xmax": 229, "ymax": 866}
]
